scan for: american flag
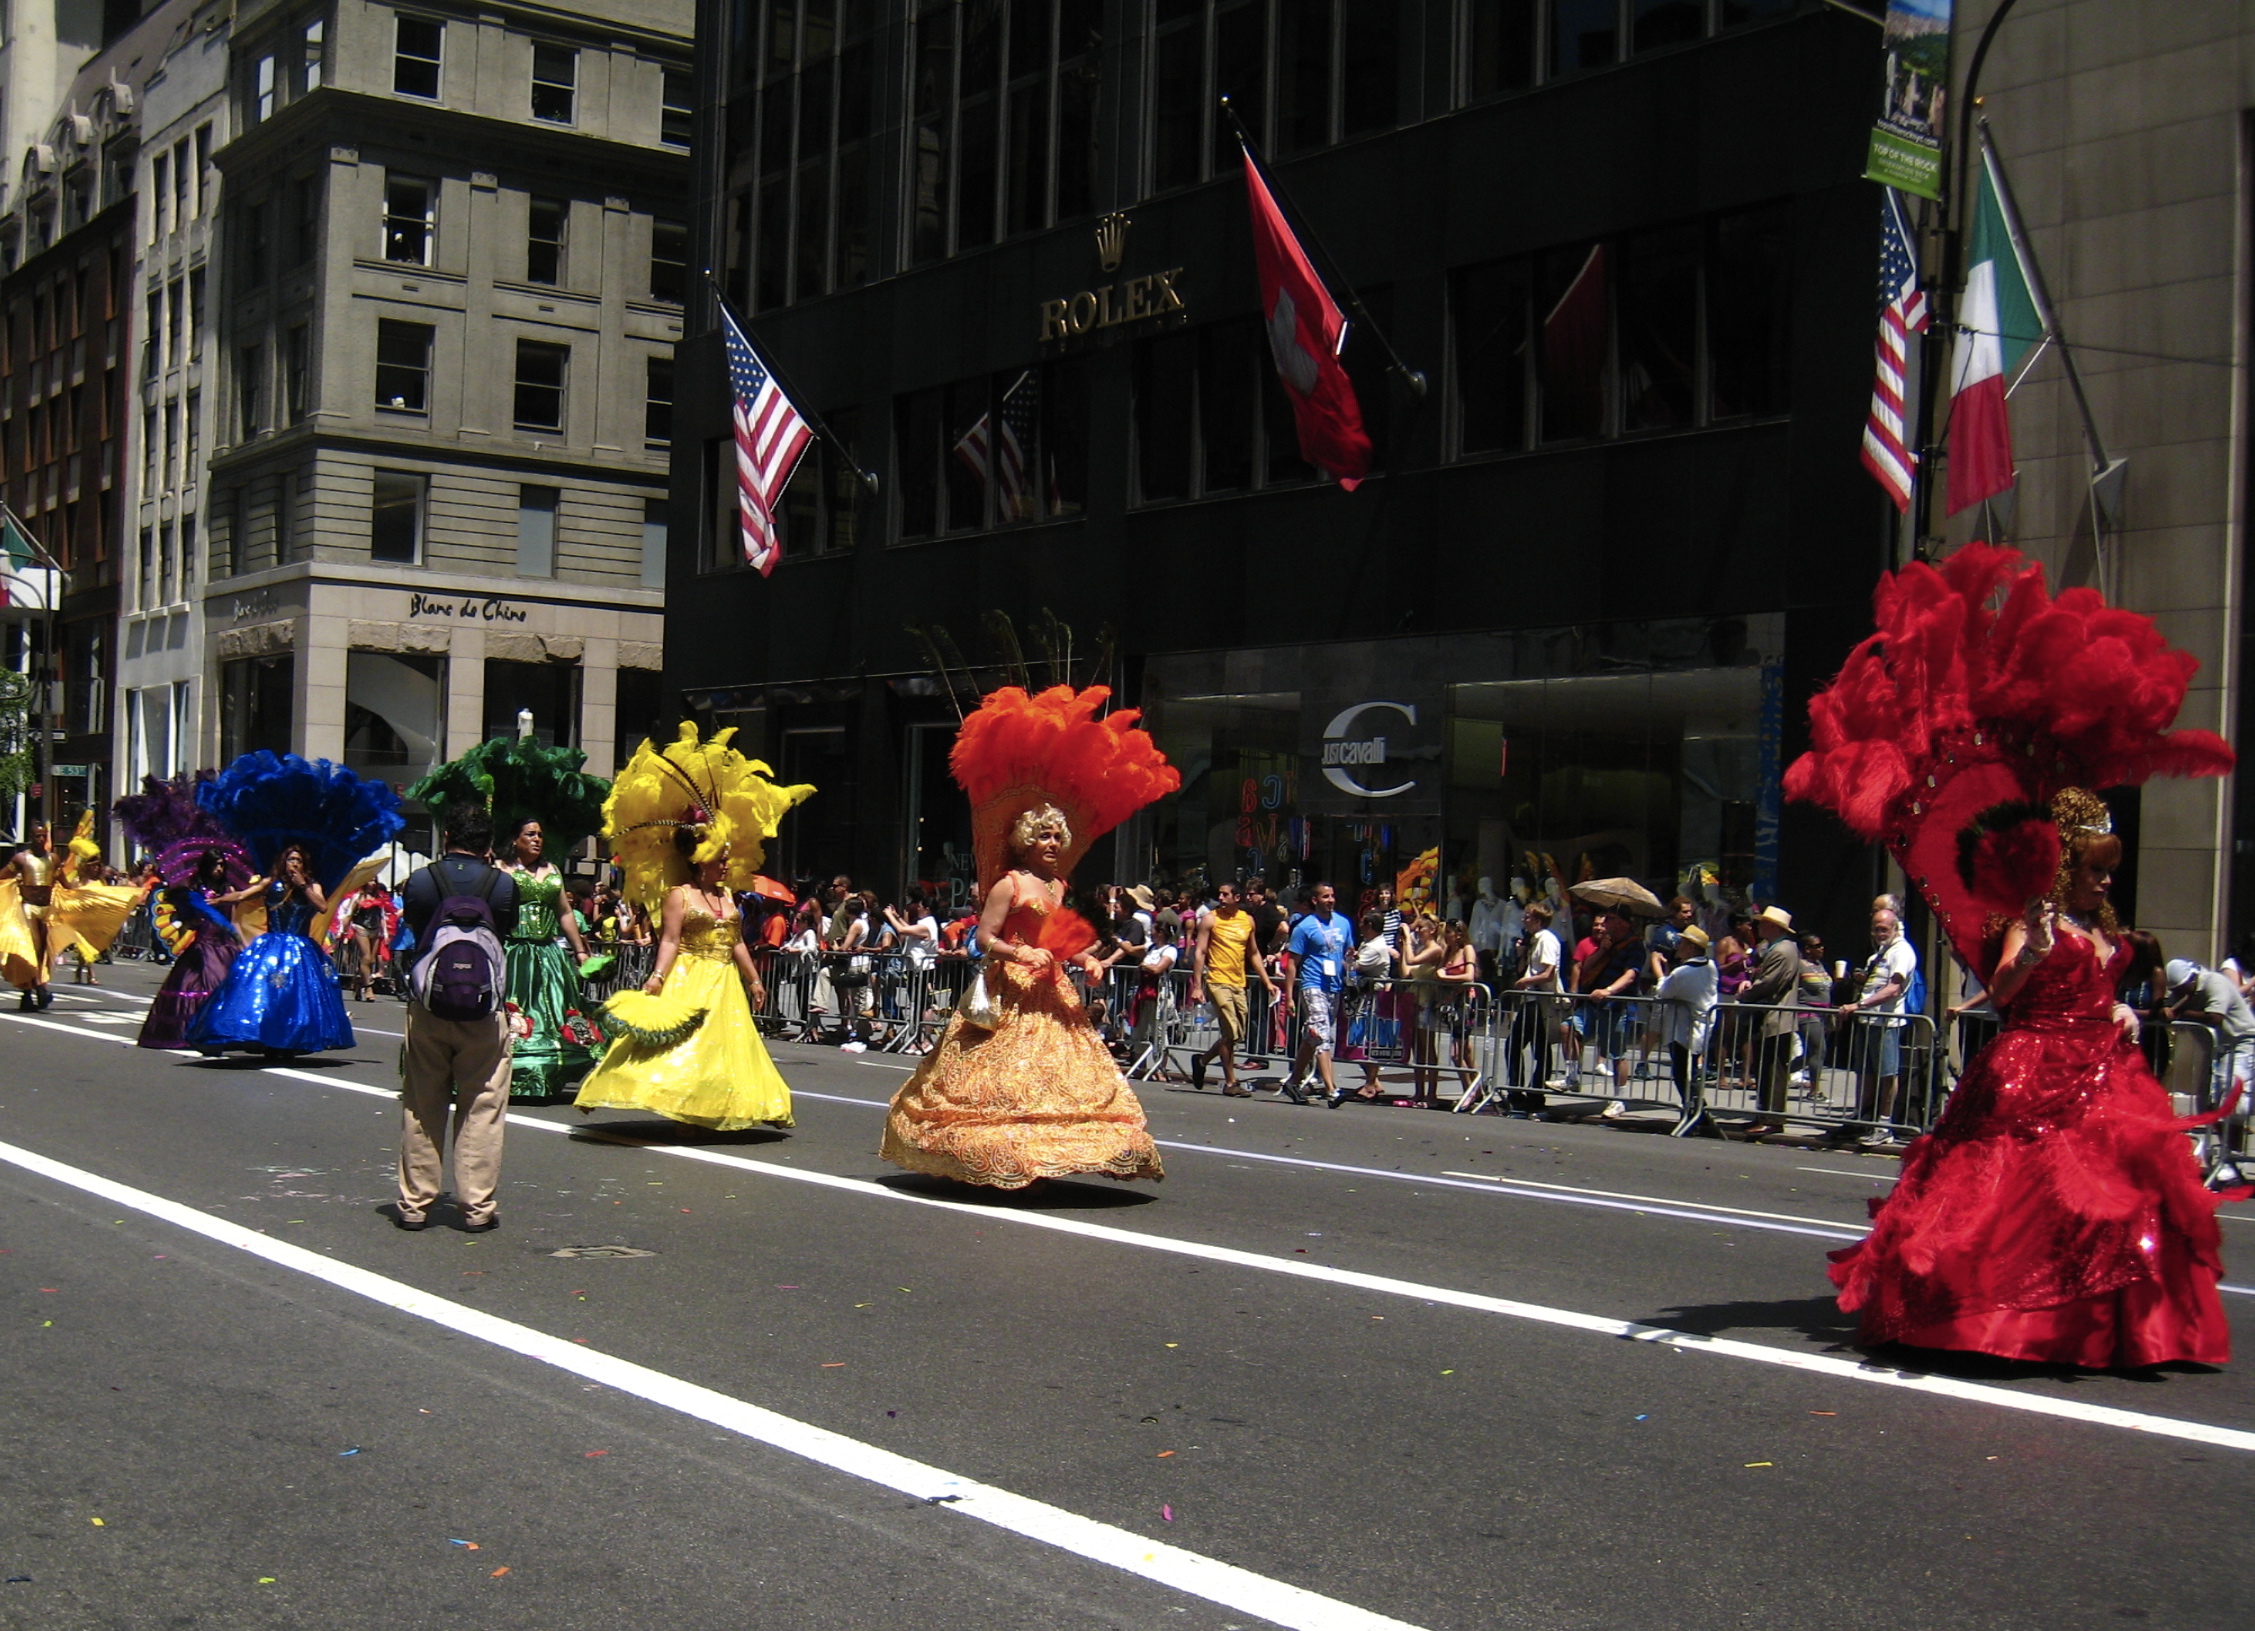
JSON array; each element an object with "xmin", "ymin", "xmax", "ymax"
[
  {"xmin": 952, "ymin": 371, "xmax": 1037, "ymax": 522},
  {"xmin": 1860, "ymin": 188, "xmax": 1929, "ymax": 513},
  {"xmin": 721, "ymin": 304, "xmax": 814, "ymax": 575}
]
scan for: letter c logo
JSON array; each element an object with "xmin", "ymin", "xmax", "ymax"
[{"xmin": 1320, "ymin": 701, "xmax": 1417, "ymax": 798}]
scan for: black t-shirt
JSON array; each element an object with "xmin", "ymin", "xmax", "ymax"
[
  {"xmin": 402, "ymin": 852, "xmax": 520, "ymax": 963},
  {"xmin": 1247, "ymin": 901, "xmax": 1284, "ymax": 954}
]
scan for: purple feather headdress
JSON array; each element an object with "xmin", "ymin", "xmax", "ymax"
[{"xmin": 113, "ymin": 773, "xmax": 252, "ymax": 888}]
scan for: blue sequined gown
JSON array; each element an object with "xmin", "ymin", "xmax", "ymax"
[{"xmin": 187, "ymin": 883, "xmax": 356, "ymax": 1055}]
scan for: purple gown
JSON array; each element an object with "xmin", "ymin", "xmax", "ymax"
[{"xmin": 137, "ymin": 889, "xmax": 240, "ymax": 1049}]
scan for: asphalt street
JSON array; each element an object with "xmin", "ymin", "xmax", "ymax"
[{"xmin": 4, "ymin": 962, "xmax": 2253, "ymax": 1630}]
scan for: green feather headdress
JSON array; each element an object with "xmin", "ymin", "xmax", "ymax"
[{"xmin": 406, "ymin": 736, "xmax": 611, "ymax": 854}]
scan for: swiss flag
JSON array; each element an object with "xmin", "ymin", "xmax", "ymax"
[{"xmin": 1242, "ymin": 152, "xmax": 1371, "ymax": 490}]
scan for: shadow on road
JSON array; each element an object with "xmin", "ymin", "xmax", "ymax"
[
  {"xmin": 567, "ymin": 1120, "xmax": 794, "ymax": 1148},
  {"xmin": 1649, "ymin": 1294, "xmax": 1858, "ymax": 1345},
  {"xmin": 876, "ymin": 1173, "xmax": 1160, "ymax": 1211}
]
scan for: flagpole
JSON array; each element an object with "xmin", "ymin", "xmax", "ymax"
[
  {"xmin": 702, "ymin": 273, "xmax": 881, "ymax": 494},
  {"xmin": 1219, "ymin": 98, "xmax": 1428, "ymax": 398},
  {"xmin": 2, "ymin": 502, "xmax": 61, "ymax": 831}
]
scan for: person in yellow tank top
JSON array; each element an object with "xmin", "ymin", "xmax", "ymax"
[{"xmin": 1189, "ymin": 881, "xmax": 1279, "ymax": 1096}]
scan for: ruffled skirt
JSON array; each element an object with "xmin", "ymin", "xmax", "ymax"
[
  {"xmin": 504, "ymin": 936, "xmax": 601, "ymax": 1099},
  {"xmin": 574, "ymin": 952, "xmax": 792, "ymax": 1130},
  {"xmin": 139, "ymin": 932, "xmax": 240, "ymax": 1048},
  {"xmin": 881, "ymin": 960, "xmax": 1163, "ymax": 1189},
  {"xmin": 1829, "ymin": 1018, "xmax": 2229, "ymax": 1368}
]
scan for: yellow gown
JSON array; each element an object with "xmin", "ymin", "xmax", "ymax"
[
  {"xmin": 0, "ymin": 876, "xmax": 41, "ymax": 990},
  {"xmin": 574, "ymin": 902, "xmax": 794, "ymax": 1130},
  {"xmin": 881, "ymin": 895, "xmax": 1164, "ymax": 1188}
]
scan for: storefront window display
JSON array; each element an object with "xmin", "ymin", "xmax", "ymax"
[
  {"xmin": 1141, "ymin": 615, "xmax": 1782, "ymax": 932},
  {"xmin": 344, "ymin": 651, "xmax": 447, "ymax": 789}
]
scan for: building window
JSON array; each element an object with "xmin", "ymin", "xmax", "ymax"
[
  {"xmin": 897, "ymin": 364, "xmax": 1085, "ymax": 539},
  {"xmin": 1448, "ymin": 204, "xmax": 1792, "ymax": 454},
  {"xmin": 661, "ymin": 69, "xmax": 693, "ymax": 147},
  {"xmin": 777, "ymin": 404, "xmax": 865, "ymax": 558},
  {"xmin": 285, "ymin": 324, "xmax": 310, "ymax": 422},
  {"xmin": 644, "ymin": 355, "xmax": 673, "ymax": 446},
  {"xmin": 530, "ymin": 42, "xmax": 578, "ymax": 123},
  {"xmin": 194, "ymin": 124, "xmax": 213, "ymax": 215},
  {"xmin": 163, "ymin": 402, "xmax": 179, "ymax": 486},
  {"xmin": 137, "ymin": 526, "xmax": 153, "ymax": 608},
  {"xmin": 484, "ymin": 657, "xmax": 579, "ymax": 746},
  {"xmin": 152, "ymin": 153, "xmax": 170, "ymax": 239},
  {"xmin": 1146, "ymin": 1, "xmax": 1396, "ymax": 194},
  {"xmin": 526, "ymin": 197, "xmax": 566, "ymax": 285},
  {"xmin": 513, "ymin": 339, "xmax": 566, "ymax": 431},
  {"xmin": 1550, "ymin": 0, "xmax": 1617, "ymax": 74},
  {"xmin": 237, "ymin": 345, "xmax": 263, "ymax": 440},
  {"xmin": 241, "ymin": 202, "xmax": 270, "ymax": 288},
  {"xmin": 184, "ymin": 390, "xmax": 201, "ymax": 471},
  {"xmin": 181, "ymin": 516, "xmax": 197, "ymax": 591},
  {"xmin": 375, "ymin": 318, "xmax": 432, "ymax": 413},
  {"xmin": 292, "ymin": 173, "xmax": 322, "ymax": 265},
  {"xmin": 220, "ymin": 654, "xmax": 294, "ymax": 761},
  {"xmin": 649, "ymin": 219, "xmax": 687, "ymax": 302},
  {"xmin": 730, "ymin": 1, "xmax": 890, "ymax": 309},
  {"xmin": 165, "ymin": 279, "xmax": 184, "ymax": 366},
  {"xmin": 160, "ymin": 522, "xmax": 175, "ymax": 603},
  {"xmin": 516, "ymin": 483, "xmax": 558, "ymax": 576},
  {"xmin": 370, "ymin": 469, "xmax": 423, "ymax": 562},
  {"xmin": 275, "ymin": 468, "xmax": 299, "ymax": 560},
  {"xmin": 301, "ymin": 16, "xmax": 326, "ymax": 93},
  {"xmin": 345, "ymin": 650, "xmax": 446, "ymax": 782},
  {"xmin": 394, "ymin": 15, "xmax": 443, "ymax": 99},
  {"xmin": 641, "ymin": 496, "xmax": 667, "ymax": 588},
  {"xmin": 382, "ymin": 174, "xmax": 434, "ymax": 265},
  {"xmin": 187, "ymin": 268, "xmax": 205, "ymax": 352},
  {"xmin": 172, "ymin": 138, "xmax": 190, "ymax": 224},
  {"xmin": 253, "ymin": 53, "xmax": 277, "ymax": 123}
]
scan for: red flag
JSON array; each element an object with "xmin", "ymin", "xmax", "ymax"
[{"xmin": 1242, "ymin": 152, "xmax": 1370, "ymax": 490}]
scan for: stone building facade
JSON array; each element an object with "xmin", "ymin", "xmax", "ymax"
[
  {"xmin": 1947, "ymin": 0, "xmax": 2253, "ymax": 961},
  {"xmin": 202, "ymin": 0, "xmax": 689, "ymax": 825}
]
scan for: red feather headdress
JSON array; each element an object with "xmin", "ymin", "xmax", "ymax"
[
  {"xmin": 1783, "ymin": 543, "xmax": 2232, "ymax": 979},
  {"xmin": 950, "ymin": 685, "xmax": 1181, "ymax": 893}
]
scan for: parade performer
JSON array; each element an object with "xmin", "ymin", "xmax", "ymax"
[
  {"xmin": 880, "ymin": 685, "xmax": 1175, "ymax": 1189},
  {"xmin": 187, "ymin": 752, "xmax": 404, "ymax": 1057},
  {"xmin": 113, "ymin": 774, "xmax": 254, "ymax": 1049},
  {"xmin": 1786, "ymin": 543, "xmax": 2237, "ymax": 1368},
  {"xmin": 410, "ymin": 736, "xmax": 610, "ymax": 1100},
  {"xmin": 574, "ymin": 724, "xmax": 812, "ymax": 1130},
  {"xmin": 3, "ymin": 817, "xmax": 145, "ymax": 1007}
]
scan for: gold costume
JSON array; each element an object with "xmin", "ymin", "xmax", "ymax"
[
  {"xmin": 881, "ymin": 891, "xmax": 1161, "ymax": 1188},
  {"xmin": 574, "ymin": 900, "xmax": 794, "ymax": 1130},
  {"xmin": 0, "ymin": 849, "xmax": 141, "ymax": 989}
]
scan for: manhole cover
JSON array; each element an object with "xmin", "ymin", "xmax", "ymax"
[{"xmin": 548, "ymin": 1245, "xmax": 656, "ymax": 1259}]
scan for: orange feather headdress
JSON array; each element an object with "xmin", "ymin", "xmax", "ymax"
[{"xmin": 950, "ymin": 685, "xmax": 1181, "ymax": 894}]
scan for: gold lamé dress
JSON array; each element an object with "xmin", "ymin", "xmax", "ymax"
[
  {"xmin": 881, "ymin": 896, "xmax": 1163, "ymax": 1188},
  {"xmin": 1, "ymin": 853, "xmax": 140, "ymax": 989},
  {"xmin": 573, "ymin": 902, "xmax": 795, "ymax": 1131}
]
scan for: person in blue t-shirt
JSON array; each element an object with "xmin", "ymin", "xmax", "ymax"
[{"xmin": 1284, "ymin": 882, "xmax": 1349, "ymax": 1105}]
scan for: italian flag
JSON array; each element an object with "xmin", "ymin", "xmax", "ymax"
[
  {"xmin": 1946, "ymin": 146, "xmax": 2046, "ymax": 514},
  {"xmin": 0, "ymin": 508, "xmax": 56, "ymax": 610}
]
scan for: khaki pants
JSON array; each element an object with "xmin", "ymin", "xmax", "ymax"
[{"xmin": 397, "ymin": 1005, "xmax": 512, "ymax": 1225}]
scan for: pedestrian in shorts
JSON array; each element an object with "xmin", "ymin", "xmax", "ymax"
[
  {"xmin": 1190, "ymin": 880, "xmax": 1277, "ymax": 1097},
  {"xmin": 1283, "ymin": 882, "xmax": 1349, "ymax": 1105}
]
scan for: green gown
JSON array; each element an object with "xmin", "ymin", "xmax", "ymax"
[{"xmin": 504, "ymin": 866, "xmax": 600, "ymax": 1099}]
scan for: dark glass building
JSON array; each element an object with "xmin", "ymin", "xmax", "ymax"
[{"xmin": 670, "ymin": 0, "xmax": 1890, "ymax": 939}]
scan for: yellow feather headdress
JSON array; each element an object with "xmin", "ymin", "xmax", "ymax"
[{"xmin": 603, "ymin": 723, "xmax": 814, "ymax": 911}]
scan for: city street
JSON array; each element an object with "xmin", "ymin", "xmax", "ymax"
[{"xmin": 3, "ymin": 961, "xmax": 2252, "ymax": 1631}]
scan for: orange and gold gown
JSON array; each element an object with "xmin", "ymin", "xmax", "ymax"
[{"xmin": 881, "ymin": 892, "xmax": 1162, "ymax": 1188}]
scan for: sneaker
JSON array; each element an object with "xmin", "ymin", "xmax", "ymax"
[
  {"xmin": 838, "ymin": 1040, "xmax": 867, "ymax": 1054},
  {"xmin": 1857, "ymin": 1130, "xmax": 1898, "ymax": 1151},
  {"xmin": 1277, "ymin": 1078, "xmax": 1308, "ymax": 1105},
  {"xmin": 1326, "ymin": 1085, "xmax": 1348, "ymax": 1109},
  {"xmin": 1601, "ymin": 1099, "xmax": 1628, "ymax": 1120},
  {"xmin": 1190, "ymin": 1055, "xmax": 1208, "ymax": 1091},
  {"xmin": 1222, "ymin": 1083, "xmax": 1255, "ymax": 1099}
]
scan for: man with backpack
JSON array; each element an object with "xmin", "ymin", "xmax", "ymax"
[{"xmin": 393, "ymin": 801, "xmax": 520, "ymax": 1232}]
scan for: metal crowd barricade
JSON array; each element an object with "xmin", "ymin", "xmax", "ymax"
[{"xmin": 112, "ymin": 897, "xmax": 159, "ymax": 962}]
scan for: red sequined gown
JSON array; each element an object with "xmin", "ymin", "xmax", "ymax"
[{"xmin": 1829, "ymin": 930, "xmax": 2231, "ymax": 1367}]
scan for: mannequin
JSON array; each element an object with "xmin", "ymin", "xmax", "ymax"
[{"xmin": 1469, "ymin": 876, "xmax": 1522, "ymax": 985}]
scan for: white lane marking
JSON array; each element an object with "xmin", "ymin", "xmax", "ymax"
[
  {"xmin": 7, "ymin": 1014, "xmax": 135, "ymax": 1046},
  {"xmin": 32, "ymin": 1022, "xmax": 2255, "ymax": 1450},
  {"xmin": 1798, "ymin": 1167, "xmax": 1897, "ymax": 1181},
  {"xmin": 792, "ymin": 1088, "xmax": 1862, "ymax": 1241},
  {"xmin": 1439, "ymin": 1170, "xmax": 1863, "ymax": 1234},
  {"xmin": 0, "ymin": 1135, "xmax": 1426, "ymax": 1631}
]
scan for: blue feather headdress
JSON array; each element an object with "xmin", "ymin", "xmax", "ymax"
[
  {"xmin": 113, "ymin": 772, "xmax": 252, "ymax": 888},
  {"xmin": 196, "ymin": 753, "xmax": 406, "ymax": 891}
]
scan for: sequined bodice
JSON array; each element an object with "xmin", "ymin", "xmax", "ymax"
[
  {"xmin": 509, "ymin": 866, "xmax": 562, "ymax": 940},
  {"xmin": 2000, "ymin": 930, "xmax": 2125, "ymax": 1031},
  {"xmin": 1001, "ymin": 891, "xmax": 1058, "ymax": 944},
  {"xmin": 268, "ymin": 881, "xmax": 316, "ymax": 937},
  {"xmin": 680, "ymin": 903, "xmax": 742, "ymax": 961}
]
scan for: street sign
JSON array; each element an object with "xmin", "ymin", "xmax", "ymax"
[{"xmin": 49, "ymin": 763, "xmax": 87, "ymax": 776}]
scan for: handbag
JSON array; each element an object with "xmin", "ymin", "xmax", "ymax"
[{"xmin": 958, "ymin": 958, "xmax": 1001, "ymax": 1030}]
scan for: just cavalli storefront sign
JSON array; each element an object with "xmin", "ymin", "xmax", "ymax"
[{"xmin": 1036, "ymin": 212, "xmax": 1186, "ymax": 343}]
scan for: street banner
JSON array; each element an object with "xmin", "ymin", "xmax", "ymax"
[
  {"xmin": 0, "ymin": 509, "xmax": 59, "ymax": 611},
  {"xmin": 1946, "ymin": 143, "xmax": 2045, "ymax": 515},
  {"xmin": 1863, "ymin": 0, "xmax": 1954, "ymax": 200},
  {"xmin": 1241, "ymin": 150, "xmax": 1371, "ymax": 491}
]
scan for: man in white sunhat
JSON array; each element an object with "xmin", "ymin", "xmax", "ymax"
[{"xmin": 1737, "ymin": 904, "xmax": 1802, "ymax": 1134}]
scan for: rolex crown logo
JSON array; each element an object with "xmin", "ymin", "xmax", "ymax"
[{"xmin": 1094, "ymin": 211, "xmax": 1130, "ymax": 273}]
